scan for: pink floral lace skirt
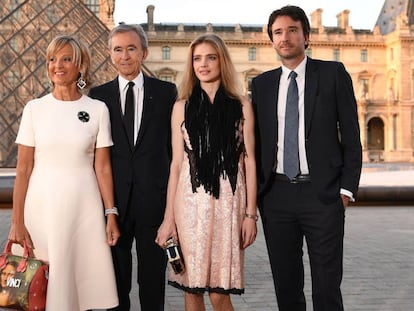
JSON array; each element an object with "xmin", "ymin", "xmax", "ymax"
[{"xmin": 168, "ymin": 156, "xmax": 246, "ymax": 295}]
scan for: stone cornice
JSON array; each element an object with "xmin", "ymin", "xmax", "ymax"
[{"xmin": 309, "ymin": 41, "xmax": 386, "ymax": 48}]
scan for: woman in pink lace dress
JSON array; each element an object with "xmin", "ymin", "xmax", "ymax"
[{"xmin": 156, "ymin": 33, "xmax": 257, "ymax": 311}]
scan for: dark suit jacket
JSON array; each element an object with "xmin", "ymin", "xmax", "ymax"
[
  {"xmin": 89, "ymin": 75, "xmax": 177, "ymax": 226},
  {"xmin": 252, "ymin": 58, "xmax": 362, "ymax": 204}
]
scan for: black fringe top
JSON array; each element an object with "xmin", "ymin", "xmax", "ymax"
[{"xmin": 185, "ymin": 83, "xmax": 243, "ymax": 199}]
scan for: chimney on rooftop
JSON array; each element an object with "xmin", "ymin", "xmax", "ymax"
[
  {"xmin": 337, "ymin": 10, "xmax": 350, "ymax": 29},
  {"xmin": 311, "ymin": 8, "xmax": 323, "ymax": 28},
  {"xmin": 147, "ymin": 5, "xmax": 155, "ymax": 31}
]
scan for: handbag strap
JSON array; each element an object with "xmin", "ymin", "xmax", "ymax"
[{"xmin": 0, "ymin": 240, "xmax": 31, "ymax": 272}]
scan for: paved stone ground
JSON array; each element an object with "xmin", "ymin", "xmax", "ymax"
[
  {"xmin": 1, "ymin": 205, "xmax": 413, "ymax": 311},
  {"xmin": 1, "ymin": 164, "xmax": 413, "ymax": 310}
]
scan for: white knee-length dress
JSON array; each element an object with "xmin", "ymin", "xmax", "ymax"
[{"xmin": 15, "ymin": 93, "xmax": 118, "ymax": 311}]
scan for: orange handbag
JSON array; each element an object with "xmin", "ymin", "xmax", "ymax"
[{"xmin": 0, "ymin": 240, "xmax": 49, "ymax": 311}]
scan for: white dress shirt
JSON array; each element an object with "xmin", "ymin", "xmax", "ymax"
[
  {"xmin": 118, "ymin": 72, "xmax": 144, "ymax": 144},
  {"xmin": 276, "ymin": 57, "xmax": 354, "ymax": 200},
  {"xmin": 276, "ymin": 57, "xmax": 309, "ymax": 175}
]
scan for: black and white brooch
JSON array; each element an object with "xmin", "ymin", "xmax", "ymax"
[{"xmin": 77, "ymin": 111, "xmax": 90, "ymax": 122}]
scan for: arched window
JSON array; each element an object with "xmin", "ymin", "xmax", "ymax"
[
  {"xmin": 367, "ymin": 117, "xmax": 384, "ymax": 150},
  {"xmin": 159, "ymin": 75, "xmax": 173, "ymax": 82},
  {"xmin": 156, "ymin": 67, "xmax": 177, "ymax": 83}
]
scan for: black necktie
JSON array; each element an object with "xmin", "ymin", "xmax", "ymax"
[
  {"xmin": 284, "ymin": 71, "xmax": 299, "ymax": 180},
  {"xmin": 124, "ymin": 81, "xmax": 135, "ymax": 146}
]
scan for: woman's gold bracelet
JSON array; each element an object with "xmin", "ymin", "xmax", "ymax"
[{"xmin": 245, "ymin": 213, "xmax": 259, "ymax": 221}]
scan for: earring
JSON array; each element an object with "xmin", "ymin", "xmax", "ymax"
[{"xmin": 77, "ymin": 76, "xmax": 86, "ymax": 90}]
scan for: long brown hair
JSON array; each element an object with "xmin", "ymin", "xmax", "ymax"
[{"xmin": 179, "ymin": 34, "xmax": 242, "ymax": 100}]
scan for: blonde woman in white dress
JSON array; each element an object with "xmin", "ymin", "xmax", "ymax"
[{"xmin": 8, "ymin": 35, "xmax": 120, "ymax": 311}]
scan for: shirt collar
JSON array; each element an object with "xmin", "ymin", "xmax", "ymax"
[
  {"xmin": 118, "ymin": 72, "xmax": 144, "ymax": 91},
  {"xmin": 281, "ymin": 56, "xmax": 307, "ymax": 79}
]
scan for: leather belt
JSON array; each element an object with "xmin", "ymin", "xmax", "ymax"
[{"xmin": 274, "ymin": 173, "xmax": 311, "ymax": 184}]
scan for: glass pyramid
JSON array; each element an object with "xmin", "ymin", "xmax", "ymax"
[{"xmin": 0, "ymin": 0, "xmax": 117, "ymax": 166}]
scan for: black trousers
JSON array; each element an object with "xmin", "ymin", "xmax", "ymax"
[
  {"xmin": 260, "ymin": 178, "xmax": 345, "ymax": 311},
  {"xmin": 109, "ymin": 204, "xmax": 167, "ymax": 311}
]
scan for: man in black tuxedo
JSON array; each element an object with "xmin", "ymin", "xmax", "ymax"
[
  {"xmin": 89, "ymin": 24, "xmax": 177, "ymax": 311},
  {"xmin": 252, "ymin": 6, "xmax": 362, "ymax": 311}
]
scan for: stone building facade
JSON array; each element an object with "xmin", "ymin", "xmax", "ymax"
[
  {"xmin": 0, "ymin": 0, "xmax": 413, "ymax": 165},
  {"xmin": 140, "ymin": 1, "xmax": 414, "ymax": 163}
]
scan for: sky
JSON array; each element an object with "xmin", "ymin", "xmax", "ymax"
[{"xmin": 114, "ymin": 0, "xmax": 385, "ymax": 30}]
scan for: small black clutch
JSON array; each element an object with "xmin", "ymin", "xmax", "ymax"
[{"xmin": 164, "ymin": 237, "xmax": 185, "ymax": 274}]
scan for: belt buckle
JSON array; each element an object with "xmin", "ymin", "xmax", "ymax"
[
  {"xmin": 290, "ymin": 177, "xmax": 299, "ymax": 184},
  {"xmin": 291, "ymin": 174, "xmax": 311, "ymax": 183}
]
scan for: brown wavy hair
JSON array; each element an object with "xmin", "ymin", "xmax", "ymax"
[{"xmin": 178, "ymin": 33, "xmax": 242, "ymax": 101}]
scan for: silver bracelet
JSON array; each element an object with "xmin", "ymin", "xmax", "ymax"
[{"xmin": 105, "ymin": 207, "xmax": 119, "ymax": 216}]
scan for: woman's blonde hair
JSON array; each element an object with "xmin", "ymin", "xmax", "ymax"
[
  {"xmin": 179, "ymin": 34, "xmax": 242, "ymax": 100},
  {"xmin": 46, "ymin": 34, "xmax": 91, "ymax": 89}
]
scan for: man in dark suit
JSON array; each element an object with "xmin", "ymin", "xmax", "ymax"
[
  {"xmin": 252, "ymin": 6, "xmax": 362, "ymax": 311},
  {"xmin": 89, "ymin": 24, "xmax": 177, "ymax": 311}
]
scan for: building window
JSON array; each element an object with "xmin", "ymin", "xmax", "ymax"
[
  {"xmin": 333, "ymin": 49, "xmax": 340, "ymax": 61},
  {"xmin": 157, "ymin": 68, "xmax": 177, "ymax": 82},
  {"xmin": 85, "ymin": 0, "xmax": 100, "ymax": 16},
  {"xmin": 248, "ymin": 47, "xmax": 256, "ymax": 61},
  {"xmin": 162, "ymin": 46, "xmax": 171, "ymax": 60},
  {"xmin": 159, "ymin": 75, "xmax": 173, "ymax": 82},
  {"xmin": 367, "ymin": 117, "xmax": 385, "ymax": 150},
  {"xmin": 305, "ymin": 48, "xmax": 312, "ymax": 58},
  {"xmin": 361, "ymin": 49, "xmax": 368, "ymax": 62},
  {"xmin": 390, "ymin": 48, "xmax": 394, "ymax": 61}
]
